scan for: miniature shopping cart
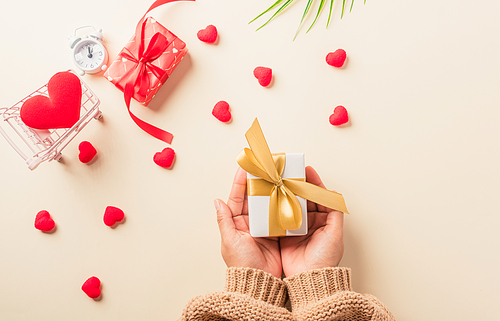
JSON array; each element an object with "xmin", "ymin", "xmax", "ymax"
[{"xmin": 0, "ymin": 70, "xmax": 102, "ymax": 170}]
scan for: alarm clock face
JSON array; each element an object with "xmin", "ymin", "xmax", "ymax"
[{"xmin": 73, "ymin": 39, "xmax": 107, "ymax": 74}]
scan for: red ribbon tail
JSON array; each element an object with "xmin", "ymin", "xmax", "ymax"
[
  {"xmin": 135, "ymin": 0, "xmax": 195, "ymax": 44},
  {"xmin": 124, "ymin": 84, "xmax": 173, "ymax": 144},
  {"xmin": 146, "ymin": 0, "xmax": 195, "ymax": 15}
]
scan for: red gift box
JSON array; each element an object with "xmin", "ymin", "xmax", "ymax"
[
  {"xmin": 104, "ymin": 17, "xmax": 188, "ymax": 106},
  {"xmin": 103, "ymin": 0, "xmax": 194, "ymax": 144}
]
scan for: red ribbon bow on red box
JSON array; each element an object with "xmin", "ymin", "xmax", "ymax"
[{"xmin": 122, "ymin": 32, "xmax": 168, "ymax": 100}]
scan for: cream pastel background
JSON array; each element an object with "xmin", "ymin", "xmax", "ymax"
[{"xmin": 0, "ymin": 0, "xmax": 499, "ymax": 320}]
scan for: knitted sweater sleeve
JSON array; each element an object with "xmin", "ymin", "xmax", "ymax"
[
  {"xmin": 284, "ymin": 267, "xmax": 396, "ymax": 321},
  {"xmin": 179, "ymin": 267, "xmax": 293, "ymax": 321}
]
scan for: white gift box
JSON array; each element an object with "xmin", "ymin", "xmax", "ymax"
[{"xmin": 247, "ymin": 153, "xmax": 308, "ymax": 237}]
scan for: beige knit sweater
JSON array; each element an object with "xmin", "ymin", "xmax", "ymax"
[{"xmin": 179, "ymin": 267, "xmax": 395, "ymax": 321}]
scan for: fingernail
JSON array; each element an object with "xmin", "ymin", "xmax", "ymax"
[{"xmin": 214, "ymin": 199, "xmax": 221, "ymax": 211}]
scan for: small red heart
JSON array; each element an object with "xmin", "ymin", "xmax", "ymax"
[
  {"xmin": 326, "ymin": 49, "xmax": 347, "ymax": 68},
  {"xmin": 20, "ymin": 71, "xmax": 82, "ymax": 129},
  {"xmin": 34, "ymin": 210, "xmax": 55, "ymax": 232},
  {"xmin": 253, "ymin": 67, "xmax": 272, "ymax": 87},
  {"xmin": 197, "ymin": 25, "xmax": 218, "ymax": 44},
  {"xmin": 153, "ymin": 147, "xmax": 176, "ymax": 168},
  {"xmin": 82, "ymin": 276, "xmax": 101, "ymax": 299},
  {"xmin": 212, "ymin": 101, "xmax": 231, "ymax": 123},
  {"xmin": 78, "ymin": 141, "xmax": 97, "ymax": 164},
  {"xmin": 103, "ymin": 206, "xmax": 125, "ymax": 227},
  {"xmin": 329, "ymin": 106, "xmax": 349, "ymax": 126}
]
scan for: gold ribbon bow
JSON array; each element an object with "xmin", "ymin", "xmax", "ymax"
[{"xmin": 237, "ymin": 119, "xmax": 349, "ymax": 236}]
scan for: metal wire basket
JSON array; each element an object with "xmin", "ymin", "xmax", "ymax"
[{"xmin": 0, "ymin": 70, "xmax": 102, "ymax": 170}]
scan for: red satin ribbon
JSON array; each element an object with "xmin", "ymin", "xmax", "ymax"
[{"xmin": 120, "ymin": 0, "xmax": 195, "ymax": 144}]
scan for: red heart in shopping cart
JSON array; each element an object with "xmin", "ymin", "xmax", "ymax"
[{"xmin": 20, "ymin": 71, "xmax": 82, "ymax": 129}]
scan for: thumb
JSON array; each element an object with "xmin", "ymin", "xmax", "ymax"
[
  {"xmin": 325, "ymin": 210, "xmax": 344, "ymax": 240},
  {"xmin": 215, "ymin": 199, "xmax": 237, "ymax": 241}
]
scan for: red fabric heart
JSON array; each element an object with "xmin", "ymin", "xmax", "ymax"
[
  {"xmin": 197, "ymin": 25, "xmax": 218, "ymax": 44},
  {"xmin": 20, "ymin": 71, "xmax": 82, "ymax": 129},
  {"xmin": 212, "ymin": 101, "xmax": 231, "ymax": 123},
  {"xmin": 82, "ymin": 276, "xmax": 101, "ymax": 299},
  {"xmin": 326, "ymin": 49, "xmax": 347, "ymax": 68},
  {"xmin": 103, "ymin": 206, "xmax": 125, "ymax": 227},
  {"xmin": 78, "ymin": 141, "xmax": 97, "ymax": 164},
  {"xmin": 153, "ymin": 147, "xmax": 176, "ymax": 168},
  {"xmin": 329, "ymin": 106, "xmax": 349, "ymax": 126},
  {"xmin": 253, "ymin": 67, "xmax": 272, "ymax": 87},
  {"xmin": 34, "ymin": 210, "xmax": 55, "ymax": 232}
]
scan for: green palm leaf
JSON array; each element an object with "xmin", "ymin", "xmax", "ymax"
[
  {"xmin": 306, "ymin": 0, "xmax": 326, "ymax": 33},
  {"xmin": 293, "ymin": 0, "xmax": 315, "ymax": 40},
  {"xmin": 250, "ymin": 0, "xmax": 365, "ymax": 38},
  {"xmin": 249, "ymin": 0, "xmax": 285, "ymax": 24},
  {"xmin": 255, "ymin": 0, "xmax": 295, "ymax": 31},
  {"xmin": 327, "ymin": 0, "xmax": 335, "ymax": 28}
]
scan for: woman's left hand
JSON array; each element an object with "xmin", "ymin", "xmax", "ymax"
[{"xmin": 215, "ymin": 167, "xmax": 282, "ymax": 279}]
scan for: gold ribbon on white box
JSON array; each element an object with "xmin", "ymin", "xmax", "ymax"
[{"xmin": 237, "ymin": 118, "xmax": 349, "ymax": 236}]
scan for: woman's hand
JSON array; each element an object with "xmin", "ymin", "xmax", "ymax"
[
  {"xmin": 280, "ymin": 166, "xmax": 344, "ymax": 277},
  {"xmin": 215, "ymin": 167, "xmax": 282, "ymax": 279}
]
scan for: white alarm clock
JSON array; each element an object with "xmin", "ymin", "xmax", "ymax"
[{"xmin": 68, "ymin": 26, "xmax": 108, "ymax": 76}]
